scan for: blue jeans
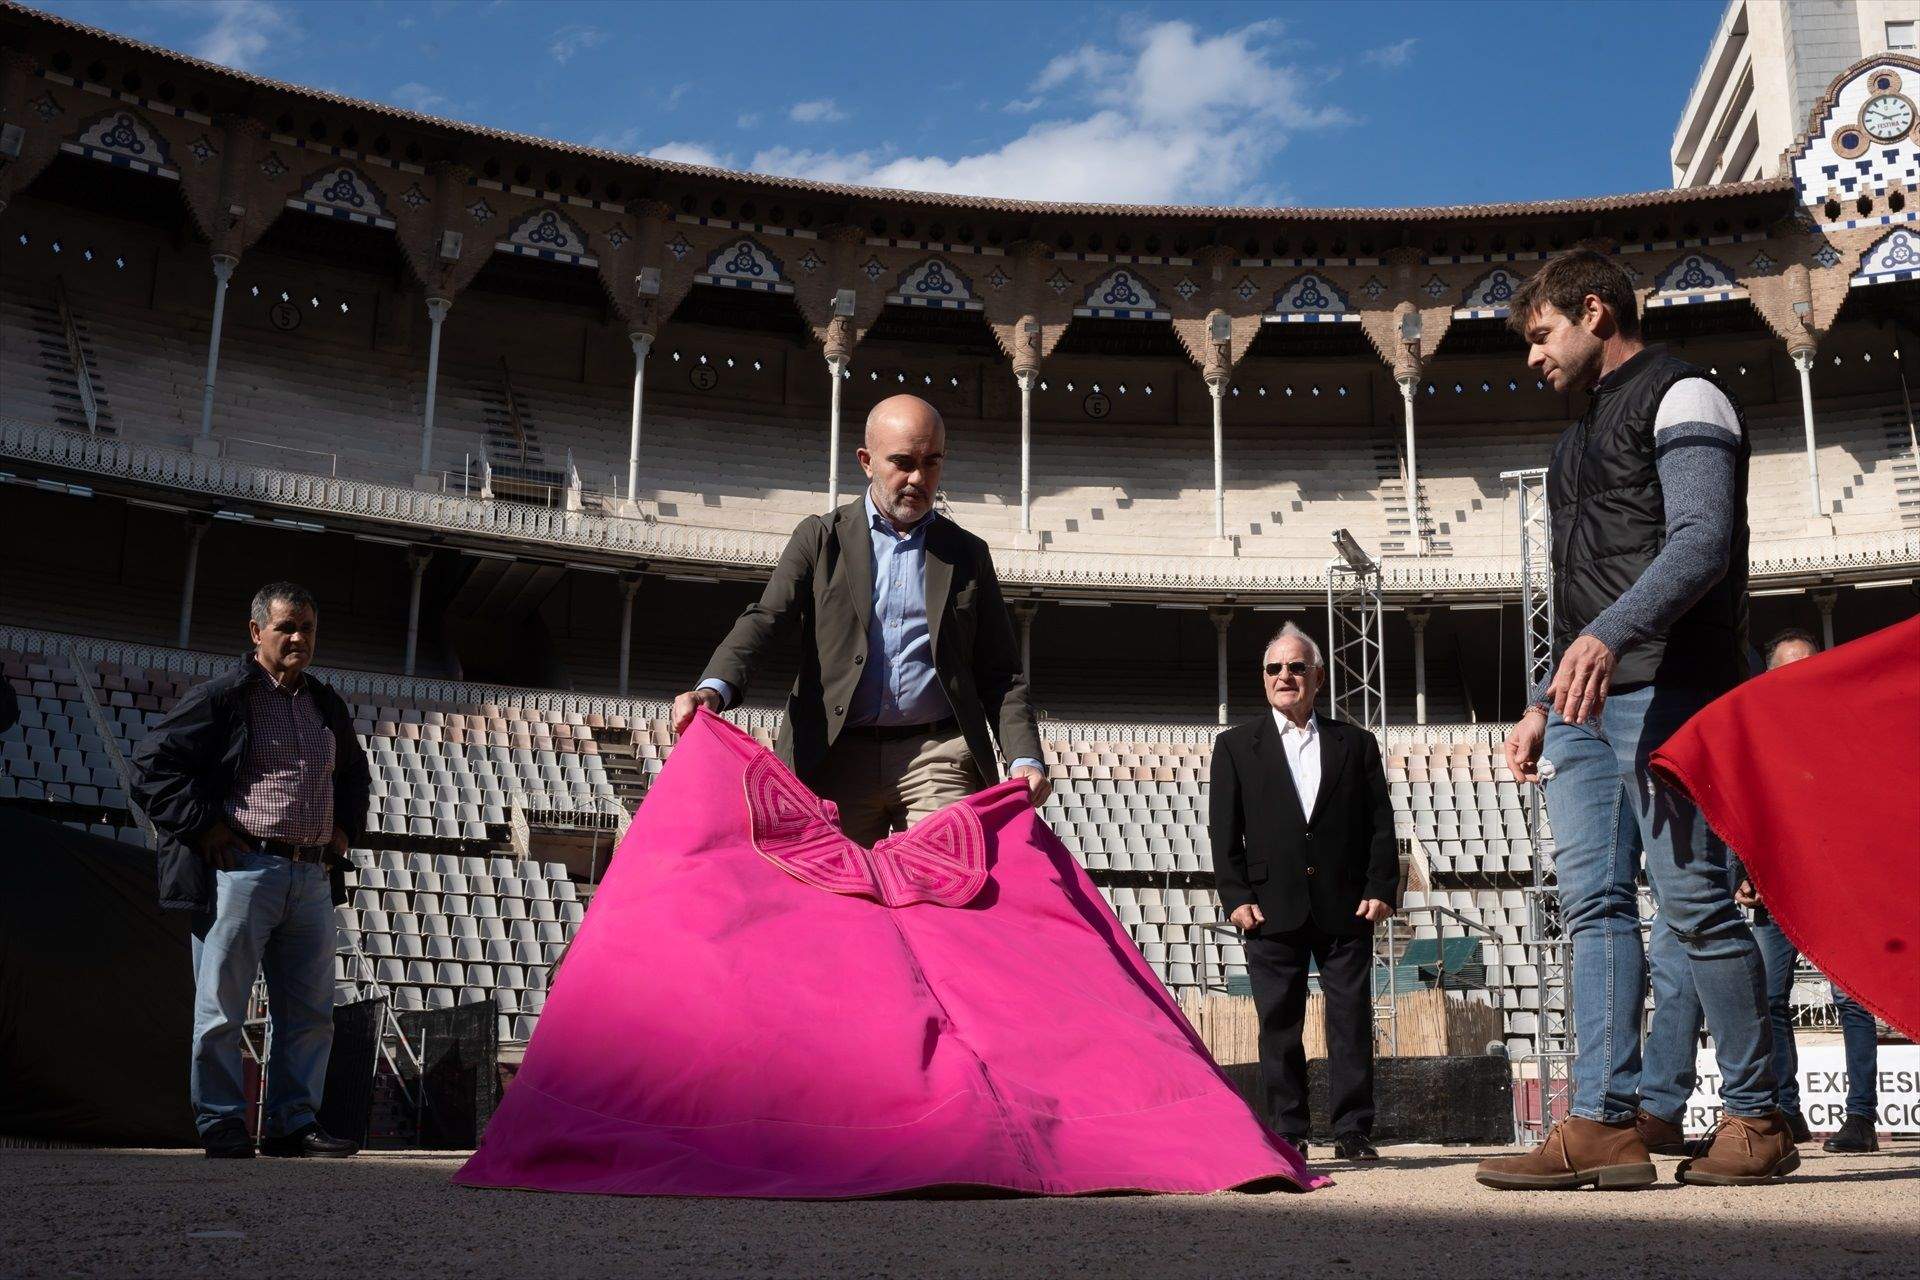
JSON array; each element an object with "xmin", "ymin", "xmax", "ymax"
[
  {"xmin": 1641, "ymin": 909, "xmax": 1703, "ymax": 1123},
  {"xmin": 1644, "ymin": 911, "xmax": 1879, "ymax": 1122},
  {"xmin": 190, "ymin": 850, "xmax": 337, "ymax": 1138},
  {"xmin": 1543, "ymin": 685, "xmax": 1774, "ymax": 1122}
]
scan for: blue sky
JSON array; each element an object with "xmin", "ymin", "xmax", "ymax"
[{"xmin": 31, "ymin": 0, "xmax": 1728, "ymax": 207}]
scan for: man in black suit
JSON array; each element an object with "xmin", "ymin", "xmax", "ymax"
[{"xmin": 1211, "ymin": 622, "xmax": 1398, "ymax": 1161}]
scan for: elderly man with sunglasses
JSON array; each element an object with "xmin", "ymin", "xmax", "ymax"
[{"xmin": 1210, "ymin": 623, "xmax": 1399, "ymax": 1162}]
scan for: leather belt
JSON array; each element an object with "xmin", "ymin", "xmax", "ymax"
[
  {"xmin": 254, "ymin": 838, "xmax": 330, "ymax": 863},
  {"xmin": 841, "ymin": 716, "xmax": 958, "ymax": 742}
]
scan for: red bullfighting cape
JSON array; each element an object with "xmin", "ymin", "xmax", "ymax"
[
  {"xmin": 455, "ymin": 708, "xmax": 1322, "ymax": 1197},
  {"xmin": 1649, "ymin": 614, "xmax": 1920, "ymax": 1039}
]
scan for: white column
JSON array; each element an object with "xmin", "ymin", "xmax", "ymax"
[
  {"xmin": 1209, "ymin": 606, "xmax": 1233, "ymax": 726},
  {"xmin": 1812, "ymin": 589, "xmax": 1837, "ymax": 650},
  {"xmin": 1408, "ymin": 608, "xmax": 1430, "ymax": 727},
  {"xmin": 1398, "ymin": 374, "xmax": 1421, "ymax": 551},
  {"xmin": 1792, "ymin": 347, "xmax": 1822, "ymax": 519},
  {"xmin": 826, "ymin": 355, "xmax": 847, "ymax": 510},
  {"xmin": 418, "ymin": 297, "xmax": 452, "ymax": 483},
  {"xmin": 1013, "ymin": 601, "xmax": 1037, "ymax": 682},
  {"xmin": 403, "ymin": 548, "xmax": 431, "ymax": 677},
  {"xmin": 197, "ymin": 254, "xmax": 238, "ymax": 441},
  {"xmin": 625, "ymin": 332, "xmax": 653, "ymax": 502},
  {"xmin": 617, "ymin": 573, "xmax": 642, "ymax": 696},
  {"xmin": 1207, "ymin": 376, "xmax": 1226, "ymax": 540},
  {"xmin": 1017, "ymin": 370, "xmax": 1036, "ymax": 533},
  {"xmin": 177, "ymin": 515, "xmax": 209, "ymax": 649}
]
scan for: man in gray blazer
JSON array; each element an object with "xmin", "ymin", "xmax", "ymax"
[{"xmin": 671, "ymin": 394, "xmax": 1047, "ymax": 844}]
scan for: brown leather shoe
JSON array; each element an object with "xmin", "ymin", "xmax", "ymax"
[
  {"xmin": 1675, "ymin": 1111, "xmax": 1800, "ymax": 1185},
  {"xmin": 1635, "ymin": 1109, "xmax": 1691, "ymax": 1157},
  {"xmin": 1476, "ymin": 1117, "xmax": 1657, "ymax": 1190}
]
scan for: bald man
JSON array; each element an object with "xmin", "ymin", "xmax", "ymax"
[{"xmin": 672, "ymin": 394, "xmax": 1046, "ymax": 845}]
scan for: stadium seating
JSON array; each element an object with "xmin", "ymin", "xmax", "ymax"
[
  {"xmin": 1, "ymin": 638, "xmax": 619, "ymax": 1042},
  {"xmin": 0, "ymin": 619, "xmax": 1873, "ymax": 1054},
  {"xmin": 9, "ymin": 279, "xmax": 1916, "ymax": 567}
]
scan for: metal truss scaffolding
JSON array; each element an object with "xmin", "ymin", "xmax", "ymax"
[
  {"xmin": 1324, "ymin": 555, "xmax": 1386, "ymax": 735},
  {"xmin": 1503, "ymin": 468, "xmax": 1571, "ymax": 1141},
  {"xmin": 1324, "ymin": 534, "xmax": 1395, "ymax": 1044}
]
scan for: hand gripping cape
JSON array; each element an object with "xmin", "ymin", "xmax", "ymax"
[
  {"xmin": 1648, "ymin": 615, "xmax": 1920, "ymax": 1040},
  {"xmin": 455, "ymin": 708, "xmax": 1322, "ymax": 1197}
]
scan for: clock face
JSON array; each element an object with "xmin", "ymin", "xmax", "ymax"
[{"xmin": 1862, "ymin": 93, "xmax": 1914, "ymax": 141}]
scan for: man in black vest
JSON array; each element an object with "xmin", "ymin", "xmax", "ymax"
[
  {"xmin": 1212, "ymin": 623, "xmax": 1398, "ymax": 1162},
  {"xmin": 1477, "ymin": 249, "xmax": 1793, "ymax": 1191}
]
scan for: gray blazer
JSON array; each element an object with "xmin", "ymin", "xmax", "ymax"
[{"xmin": 700, "ymin": 500, "xmax": 1043, "ymax": 787}]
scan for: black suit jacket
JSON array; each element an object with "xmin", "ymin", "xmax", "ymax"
[
  {"xmin": 700, "ymin": 499, "xmax": 1042, "ymax": 788},
  {"xmin": 1209, "ymin": 712, "xmax": 1398, "ymax": 936}
]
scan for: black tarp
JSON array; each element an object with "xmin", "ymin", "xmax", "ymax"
[
  {"xmin": 0, "ymin": 807, "xmax": 198, "ymax": 1145},
  {"xmin": 400, "ymin": 998, "xmax": 499, "ymax": 1148},
  {"xmin": 317, "ymin": 996, "xmax": 384, "ymax": 1148}
]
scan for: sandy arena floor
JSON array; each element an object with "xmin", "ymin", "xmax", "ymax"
[{"xmin": 4, "ymin": 1141, "xmax": 1915, "ymax": 1278}]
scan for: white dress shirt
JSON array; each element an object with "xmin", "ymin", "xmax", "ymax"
[{"xmin": 1270, "ymin": 709, "xmax": 1321, "ymax": 821}]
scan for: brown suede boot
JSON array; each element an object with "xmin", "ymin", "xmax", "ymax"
[
  {"xmin": 1675, "ymin": 1111, "xmax": 1800, "ymax": 1185},
  {"xmin": 1634, "ymin": 1109, "xmax": 1691, "ymax": 1157},
  {"xmin": 1476, "ymin": 1117, "xmax": 1657, "ymax": 1190}
]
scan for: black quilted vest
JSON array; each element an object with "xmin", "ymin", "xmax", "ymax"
[{"xmin": 1546, "ymin": 345, "xmax": 1750, "ymax": 694}]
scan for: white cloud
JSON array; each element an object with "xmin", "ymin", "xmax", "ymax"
[
  {"xmin": 1361, "ymin": 37, "xmax": 1418, "ymax": 69},
  {"xmin": 1002, "ymin": 96, "xmax": 1043, "ymax": 115},
  {"xmin": 745, "ymin": 20, "xmax": 1343, "ymax": 204},
  {"xmin": 736, "ymin": 111, "xmax": 763, "ymax": 130},
  {"xmin": 173, "ymin": 0, "xmax": 299, "ymax": 72},
  {"xmin": 547, "ymin": 24, "xmax": 607, "ymax": 64},
  {"xmin": 391, "ymin": 81, "xmax": 453, "ymax": 114},
  {"xmin": 1031, "ymin": 45, "xmax": 1124, "ymax": 93},
  {"xmin": 646, "ymin": 141, "xmax": 732, "ymax": 168},
  {"xmin": 788, "ymin": 98, "xmax": 849, "ymax": 124}
]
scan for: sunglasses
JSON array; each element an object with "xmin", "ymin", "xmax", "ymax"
[{"xmin": 1264, "ymin": 661, "xmax": 1316, "ymax": 677}]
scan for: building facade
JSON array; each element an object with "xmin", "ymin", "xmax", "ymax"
[{"xmin": 1674, "ymin": 0, "xmax": 1920, "ymax": 187}]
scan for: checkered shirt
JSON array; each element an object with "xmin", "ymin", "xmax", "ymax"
[{"xmin": 225, "ymin": 664, "xmax": 336, "ymax": 844}]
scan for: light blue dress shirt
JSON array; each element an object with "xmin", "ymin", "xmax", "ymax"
[
  {"xmin": 701, "ymin": 488, "xmax": 1040, "ymax": 775},
  {"xmin": 849, "ymin": 488, "xmax": 944, "ymax": 727}
]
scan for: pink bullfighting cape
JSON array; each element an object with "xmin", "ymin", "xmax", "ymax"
[{"xmin": 455, "ymin": 708, "xmax": 1321, "ymax": 1197}]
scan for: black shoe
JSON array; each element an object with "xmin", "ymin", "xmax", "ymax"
[
  {"xmin": 202, "ymin": 1119, "xmax": 254, "ymax": 1160},
  {"xmin": 1333, "ymin": 1135, "xmax": 1380, "ymax": 1161},
  {"xmin": 258, "ymin": 1123, "xmax": 357, "ymax": 1159},
  {"xmin": 1822, "ymin": 1114, "xmax": 1880, "ymax": 1153},
  {"xmin": 1280, "ymin": 1134, "xmax": 1309, "ymax": 1159},
  {"xmin": 1786, "ymin": 1111, "xmax": 1813, "ymax": 1145}
]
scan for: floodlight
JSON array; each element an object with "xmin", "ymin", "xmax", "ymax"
[{"xmin": 1331, "ymin": 527, "xmax": 1378, "ymax": 576}]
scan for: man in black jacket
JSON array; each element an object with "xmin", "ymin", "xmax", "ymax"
[
  {"xmin": 1211, "ymin": 623, "xmax": 1398, "ymax": 1162},
  {"xmin": 131, "ymin": 582, "xmax": 371, "ymax": 1160}
]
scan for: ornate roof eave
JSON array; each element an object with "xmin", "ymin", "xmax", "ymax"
[{"xmin": 3, "ymin": 1, "xmax": 1795, "ymax": 226}]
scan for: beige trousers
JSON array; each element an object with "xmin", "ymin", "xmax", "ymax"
[{"xmin": 815, "ymin": 727, "xmax": 985, "ymax": 847}]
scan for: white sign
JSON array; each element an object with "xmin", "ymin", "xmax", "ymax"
[{"xmin": 1684, "ymin": 1042, "xmax": 1920, "ymax": 1133}]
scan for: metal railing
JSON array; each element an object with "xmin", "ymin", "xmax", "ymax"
[
  {"xmin": 223, "ymin": 435, "xmax": 340, "ymax": 476},
  {"xmin": 8, "ymin": 415, "xmax": 1917, "ymax": 595}
]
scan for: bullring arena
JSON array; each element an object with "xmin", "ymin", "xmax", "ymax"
[{"xmin": 0, "ymin": 2, "xmax": 1915, "ymax": 1276}]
